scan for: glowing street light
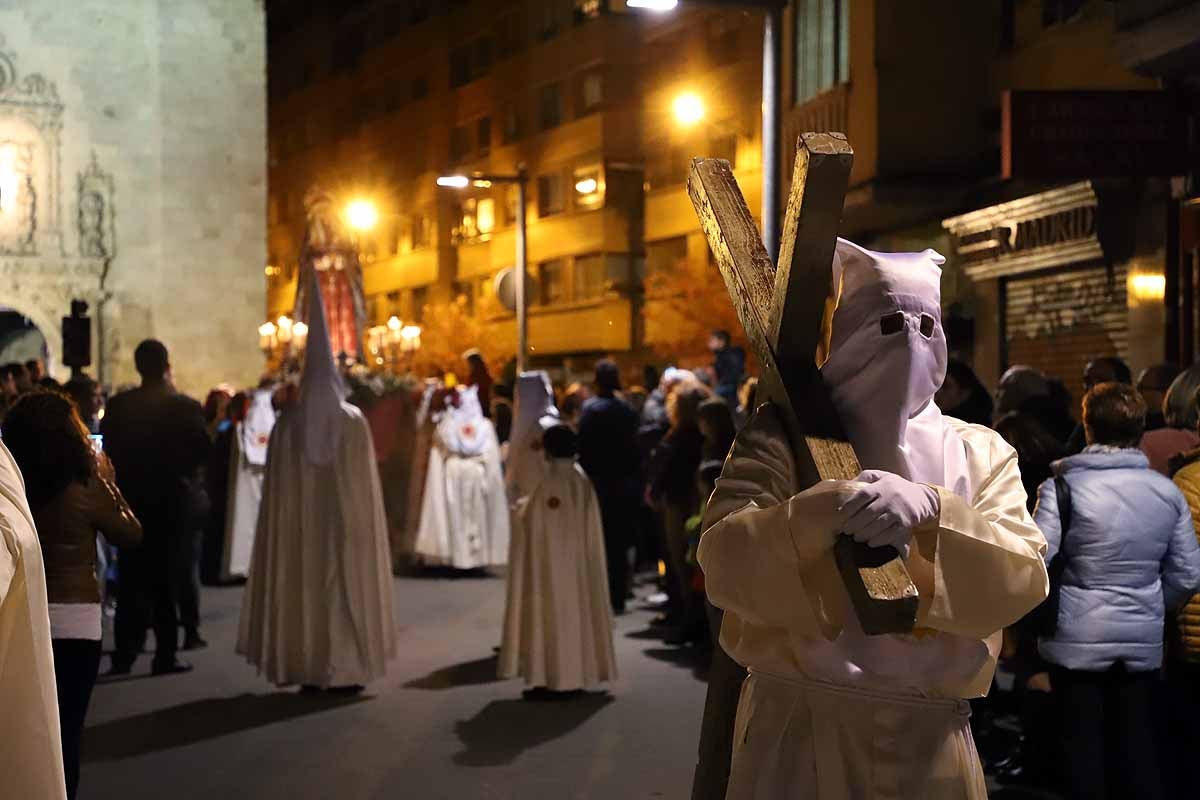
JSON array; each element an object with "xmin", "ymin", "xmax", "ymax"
[
  {"xmin": 629, "ymin": 0, "xmax": 788, "ymax": 263},
  {"xmin": 345, "ymin": 198, "xmax": 379, "ymax": 231},
  {"xmin": 292, "ymin": 320, "xmax": 308, "ymax": 349},
  {"xmin": 574, "ymin": 177, "xmax": 599, "ymax": 195},
  {"xmin": 672, "ymin": 91, "xmax": 705, "ymax": 127},
  {"xmin": 437, "ymin": 175, "xmax": 470, "ymax": 189}
]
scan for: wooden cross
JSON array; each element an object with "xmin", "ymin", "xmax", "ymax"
[{"xmin": 688, "ymin": 132, "xmax": 918, "ymax": 635}]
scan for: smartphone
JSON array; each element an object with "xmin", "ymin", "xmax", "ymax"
[{"xmin": 89, "ymin": 434, "xmax": 103, "ymax": 453}]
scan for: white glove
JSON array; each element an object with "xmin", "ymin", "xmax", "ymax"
[{"xmin": 838, "ymin": 470, "xmax": 940, "ymax": 551}]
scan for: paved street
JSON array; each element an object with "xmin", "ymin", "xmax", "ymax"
[{"xmin": 80, "ymin": 572, "xmax": 707, "ymax": 800}]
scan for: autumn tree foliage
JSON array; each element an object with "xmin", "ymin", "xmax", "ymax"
[
  {"xmin": 643, "ymin": 260, "xmax": 750, "ymax": 367},
  {"xmin": 406, "ymin": 293, "xmax": 507, "ymax": 379}
]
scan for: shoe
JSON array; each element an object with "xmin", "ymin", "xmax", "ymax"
[
  {"xmin": 326, "ymin": 684, "xmax": 365, "ymax": 696},
  {"xmin": 151, "ymin": 659, "xmax": 193, "ymax": 676},
  {"xmin": 182, "ymin": 632, "xmax": 208, "ymax": 651},
  {"xmin": 105, "ymin": 661, "xmax": 133, "ymax": 677}
]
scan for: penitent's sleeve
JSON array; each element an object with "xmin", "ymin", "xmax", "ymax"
[
  {"xmin": 915, "ymin": 430, "xmax": 1049, "ymax": 639},
  {"xmin": 696, "ymin": 404, "xmax": 853, "ymax": 640}
]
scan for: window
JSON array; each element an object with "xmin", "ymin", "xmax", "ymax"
[
  {"xmin": 450, "ymin": 44, "xmax": 472, "ymax": 88},
  {"xmin": 538, "ymin": 2, "xmax": 563, "ymax": 41},
  {"xmin": 476, "ymin": 197, "xmax": 495, "ymax": 234},
  {"xmin": 503, "ymin": 183, "xmax": 521, "ymax": 226},
  {"xmin": 496, "ymin": 11, "xmax": 524, "ymax": 58},
  {"xmin": 572, "ymin": 165, "xmax": 603, "ymax": 210},
  {"xmin": 645, "ymin": 141, "xmax": 690, "ymax": 190},
  {"xmin": 385, "ymin": 291, "xmax": 402, "ymax": 322},
  {"xmin": 539, "ymin": 83, "xmax": 564, "ymax": 130},
  {"xmin": 574, "ymin": 0, "xmax": 605, "ymax": 23},
  {"xmin": 539, "ymin": 260, "xmax": 566, "ymax": 305},
  {"xmin": 537, "ymin": 173, "xmax": 564, "ymax": 217},
  {"xmin": 474, "ymin": 37, "xmax": 493, "ymax": 78},
  {"xmin": 451, "ymin": 37, "xmax": 493, "ymax": 89},
  {"xmin": 706, "ymin": 15, "xmax": 740, "ymax": 67},
  {"xmin": 477, "ymin": 116, "xmax": 491, "ymax": 156},
  {"xmin": 410, "ymin": 287, "xmax": 428, "ymax": 323},
  {"xmin": 502, "ymin": 104, "xmax": 522, "ymax": 144},
  {"xmin": 411, "ymin": 75, "xmax": 429, "ymax": 101},
  {"xmin": 793, "ymin": 0, "xmax": 848, "ymax": 105},
  {"xmin": 646, "ymin": 236, "xmax": 688, "ymax": 278},
  {"xmin": 1042, "ymin": 0, "xmax": 1084, "ymax": 27},
  {"xmin": 408, "ymin": 0, "xmax": 430, "ymax": 24},
  {"xmin": 573, "ymin": 254, "xmax": 606, "ymax": 300},
  {"xmin": 578, "ymin": 70, "xmax": 603, "ymax": 116},
  {"xmin": 403, "ymin": 213, "xmax": 431, "ymax": 251},
  {"xmin": 331, "ymin": 25, "xmax": 366, "ymax": 74},
  {"xmin": 449, "ymin": 124, "xmax": 470, "ymax": 163}
]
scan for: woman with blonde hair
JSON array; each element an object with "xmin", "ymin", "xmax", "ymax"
[{"xmin": 647, "ymin": 378, "xmax": 712, "ymax": 642}]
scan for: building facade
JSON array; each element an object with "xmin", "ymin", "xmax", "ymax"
[
  {"xmin": 0, "ymin": 0, "xmax": 267, "ymax": 396},
  {"xmin": 267, "ymin": 0, "xmax": 1197, "ymax": 402},
  {"xmin": 265, "ymin": 0, "xmax": 764, "ymax": 377},
  {"xmin": 778, "ymin": 0, "xmax": 1191, "ymax": 408}
]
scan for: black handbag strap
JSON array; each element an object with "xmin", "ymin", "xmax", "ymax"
[{"xmin": 1053, "ymin": 474, "xmax": 1072, "ymax": 562}]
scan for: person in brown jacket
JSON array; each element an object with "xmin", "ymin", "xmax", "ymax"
[{"xmin": 1, "ymin": 391, "xmax": 142, "ymax": 800}]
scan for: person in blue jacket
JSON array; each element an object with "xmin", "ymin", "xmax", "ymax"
[{"xmin": 1034, "ymin": 380, "xmax": 1200, "ymax": 800}]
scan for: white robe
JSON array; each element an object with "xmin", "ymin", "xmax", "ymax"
[
  {"xmin": 698, "ymin": 408, "xmax": 1048, "ymax": 800},
  {"xmin": 222, "ymin": 394, "xmax": 274, "ymax": 580},
  {"xmin": 413, "ymin": 400, "xmax": 510, "ymax": 569},
  {"xmin": 697, "ymin": 239, "xmax": 1048, "ymax": 799},
  {"xmin": 236, "ymin": 404, "xmax": 397, "ymax": 687},
  {"xmin": 499, "ymin": 459, "xmax": 617, "ymax": 690},
  {"xmin": 0, "ymin": 441, "xmax": 66, "ymax": 799}
]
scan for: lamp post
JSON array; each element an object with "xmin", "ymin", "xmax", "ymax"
[
  {"xmin": 437, "ymin": 168, "xmax": 530, "ymax": 371},
  {"xmin": 633, "ymin": 0, "xmax": 787, "ymax": 262}
]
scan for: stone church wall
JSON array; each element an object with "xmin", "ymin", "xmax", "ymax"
[{"xmin": 0, "ymin": 0, "xmax": 265, "ymax": 397}]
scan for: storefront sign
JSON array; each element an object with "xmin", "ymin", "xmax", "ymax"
[
  {"xmin": 942, "ymin": 181, "xmax": 1104, "ymax": 280},
  {"xmin": 1002, "ymin": 90, "xmax": 1186, "ymax": 179}
]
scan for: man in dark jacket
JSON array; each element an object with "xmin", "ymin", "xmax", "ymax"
[
  {"xmin": 708, "ymin": 330, "xmax": 745, "ymax": 409},
  {"xmin": 578, "ymin": 359, "xmax": 640, "ymax": 614},
  {"xmin": 102, "ymin": 340, "xmax": 210, "ymax": 675}
]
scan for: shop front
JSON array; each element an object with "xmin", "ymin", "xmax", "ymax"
[{"xmin": 943, "ymin": 179, "xmax": 1167, "ymax": 411}]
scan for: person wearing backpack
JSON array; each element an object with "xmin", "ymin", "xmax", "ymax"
[{"xmin": 1033, "ymin": 381, "xmax": 1200, "ymax": 800}]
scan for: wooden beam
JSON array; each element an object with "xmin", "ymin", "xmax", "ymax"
[{"xmin": 688, "ymin": 141, "xmax": 918, "ymax": 636}]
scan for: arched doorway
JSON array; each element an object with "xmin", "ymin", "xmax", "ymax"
[{"xmin": 0, "ymin": 307, "xmax": 49, "ymax": 367}]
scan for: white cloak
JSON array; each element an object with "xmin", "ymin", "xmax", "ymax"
[
  {"xmin": 697, "ymin": 239, "xmax": 1048, "ymax": 799},
  {"xmin": 0, "ymin": 441, "xmax": 66, "ymax": 799},
  {"xmin": 412, "ymin": 390, "xmax": 510, "ymax": 569},
  {"xmin": 499, "ymin": 459, "xmax": 617, "ymax": 690},
  {"xmin": 236, "ymin": 402, "xmax": 397, "ymax": 687},
  {"xmin": 222, "ymin": 390, "xmax": 274, "ymax": 580}
]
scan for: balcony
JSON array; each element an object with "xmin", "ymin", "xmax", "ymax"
[{"xmin": 785, "ymin": 83, "xmax": 849, "ymax": 144}]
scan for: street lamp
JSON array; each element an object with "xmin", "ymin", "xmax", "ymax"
[
  {"xmin": 345, "ymin": 198, "xmax": 379, "ymax": 232},
  {"xmin": 437, "ymin": 168, "xmax": 530, "ymax": 371},
  {"xmin": 633, "ymin": 0, "xmax": 786, "ymax": 263},
  {"xmin": 672, "ymin": 91, "xmax": 706, "ymax": 127}
]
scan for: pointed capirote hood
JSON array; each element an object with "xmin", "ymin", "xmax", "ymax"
[{"xmin": 298, "ymin": 265, "xmax": 347, "ymax": 465}]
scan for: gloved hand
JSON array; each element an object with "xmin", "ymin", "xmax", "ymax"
[{"xmin": 838, "ymin": 470, "xmax": 940, "ymax": 551}]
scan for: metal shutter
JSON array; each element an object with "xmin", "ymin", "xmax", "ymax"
[{"xmin": 1003, "ymin": 261, "xmax": 1128, "ymax": 410}]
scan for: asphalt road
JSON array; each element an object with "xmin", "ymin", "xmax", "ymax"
[{"xmin": 80, "ymin": 571, "xmax": 708, "ymax": 800}]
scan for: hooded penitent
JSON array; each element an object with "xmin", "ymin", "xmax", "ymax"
[
  {"xmin": 821, "ymin": 238, "xmax": 971, "ymax": 502},
  {"xmin": 412, "ymin": 384, "xmax": 511, "ymax": 569},
  {"xmin": 506, "ymin": 371, "xmax": 560, "ymax": 501},
  {"xmin": 222, "ymin": 387, "xmax": 276, "ymax": 580},
  {"xmin": 236, "ymin": 266, "xmax": 396, "ymax": 688},
  {"xmin": 695, "ymin": 237, "xmax": 1049, "ymax": 800}
]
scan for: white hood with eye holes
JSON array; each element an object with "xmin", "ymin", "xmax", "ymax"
[{"xmin": 820, "ymin": 238, "xmax": 971, "ymax": 500}]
